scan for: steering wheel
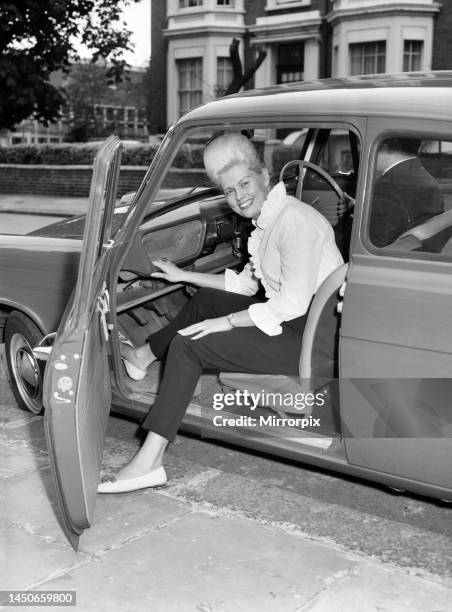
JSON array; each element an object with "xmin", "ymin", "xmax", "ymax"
[{"xmin": 279, "ymin": 160, "xmax": 345, "ymax": 203}]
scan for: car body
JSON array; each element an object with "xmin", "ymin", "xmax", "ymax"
[{"xmin": 1, "ymin": 72, "xmax": 452, "ymax": 548}]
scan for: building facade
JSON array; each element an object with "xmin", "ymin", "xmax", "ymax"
[
  {"xmin": 150, "ymin": 0, "xmax": 443, "ymax": 131},
  {"xmin": 328, "ymin": 0, "xmax": 439, "ymax": 77}
]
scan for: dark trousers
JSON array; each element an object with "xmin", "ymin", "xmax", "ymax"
[{"xmin": 142, "ymin": 288, "xmax": 307, "ymax": 441}]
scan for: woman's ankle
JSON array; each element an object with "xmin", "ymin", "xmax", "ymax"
[{"xmin": 136, "ymin": 344, "xmax": 156, "ymax": 368}]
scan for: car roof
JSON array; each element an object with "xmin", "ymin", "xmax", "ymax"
[{"xmin": 180, "ymin": 71, "xmax": 452, "ymax": 124}]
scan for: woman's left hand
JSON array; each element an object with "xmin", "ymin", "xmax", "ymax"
[{"xmin": 178, "ymin": 317, "xmax": 231, "ymax": 340}]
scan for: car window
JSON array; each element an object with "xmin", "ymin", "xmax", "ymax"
[
  {"xmin": 157, "ymin": 131, "xmax": 215, "ymax": 201},
  {"xmin": 317, "ymin": 128, "xmax": 357, "ymax": 176},
  {"xmin": 367, "ymin": 135, "xmax": 452, "ymax": 260},
  {"xmin": 157, "ymin": 125, "xmax": 360, "ymax": 198}
]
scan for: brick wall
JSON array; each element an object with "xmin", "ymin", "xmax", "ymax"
[
  {"xmin": 0, "ymin": 165, "xmax": 207, "ymax": 196},
  {"xmin": 432, "ymin": 0, "xmax": 452, "ymax": 70}
]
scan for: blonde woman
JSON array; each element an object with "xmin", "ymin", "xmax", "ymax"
[{"xmin": 98, "ymin": 132, "xmax": 343, "ymax": 493}]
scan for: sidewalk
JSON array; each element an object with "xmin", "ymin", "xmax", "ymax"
[
  {"xmin": 0, "ymin": 194, "xmax": 88, "ymax": 217},
  {"xmin": 1, "ymin": 352, "xmax": 452, "ymax": 611}
]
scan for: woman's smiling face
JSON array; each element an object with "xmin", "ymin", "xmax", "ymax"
[{"xmin": 219, "ymin": 162, "xmax": 270, "ymax": 219}]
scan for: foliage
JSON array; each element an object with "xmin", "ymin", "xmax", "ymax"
[
  {"xmin": 173, "ymin": 144, "xmax": 205, "ymax": 169},
  {"xmin": 0, "ymin": 0, "xmax": 139, "ymax": 130},
  {"xmin": 0, "ymin": 143, "xmax": 160, "ymax": 166},
  {"xmin": 0, "ymin": 143, "xmax": 208, "ymax": 168},
  {"xmin": 63, "ymin": 62, "xmax": 148, "ymax": 142}
]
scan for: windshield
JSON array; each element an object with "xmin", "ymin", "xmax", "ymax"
[{"xmin": 154, "ymin": 130, "xmax": 216, "ymax": 207}]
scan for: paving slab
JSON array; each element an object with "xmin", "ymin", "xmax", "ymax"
[
  {"xmin": 28, "ymin": 511, "xmax": 358, "ymax": 612},
  {"xmin": 0, "ymin": 452, "xmax": 194, "ymax": 554},
  {"xmin": 308, "ymin": 564, "xmax": 452, "ymax": 612},
  {"xmin": 0, "ymin": 520, "xmax": 80, "ymax": 592},
  {"xmin": 0, "ymin": 410, "xmax": 41, "ymax": 429},
  {"xmin": 0, "ymin": 466, "xmax": 74, "ymax": 548},
  {"xmin": 0, "ymin": 442, "xmax": 48, "ymax": 478},
  {"xmin": 0, "ymin": 416, "xmax": 49, "ymax": 457},
  {"xmin": 81, "ymin": 490, "xmax": 192, "ymax": 555}
]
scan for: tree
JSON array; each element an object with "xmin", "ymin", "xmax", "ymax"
[
  {"xmin": 224, "ymin": 38, "xmax": 267, "ymax": 95},
  {"xmin": 0, "ymin": 0, "xmax": 139, "ymax": 130},
  {"xmin": 63, "ymin": 62, "xmax": 110, "ymax": 141},
  {"xmin": 63, "ymin": 61, "xmax": 148, "ymax": 141}
]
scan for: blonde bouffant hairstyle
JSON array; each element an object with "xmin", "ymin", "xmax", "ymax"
[{"xmin": 203, "ymin": 132, "xmax": 264, "ymax": 186}]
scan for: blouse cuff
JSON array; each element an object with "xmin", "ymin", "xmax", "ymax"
[
  {"xmin": 224, "ymin": 267, "xmax": 258, "ymax": 296},
  {"xmin": 248, "ymin": 302, "xmax": 282, "ymax": 336}
]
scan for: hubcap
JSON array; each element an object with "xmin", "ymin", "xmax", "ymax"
[{"xmin": 10, "ymin": 332, "xmax": 43, "ymax": 414}]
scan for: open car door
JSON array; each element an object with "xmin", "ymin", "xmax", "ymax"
[{"xmin": 43, "ymin": 136, "xmax": 122, "ymax": 549}]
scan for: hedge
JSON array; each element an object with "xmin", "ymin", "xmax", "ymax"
[
  {"xmin": 0, "ymin": 141, "xmax": 300, "ymax": 173},
  {"xmin": 0, "ymin": 142, "xmax": 207, "ymax": 169}
]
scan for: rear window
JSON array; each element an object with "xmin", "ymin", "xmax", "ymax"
[{"xmin": 367, "ymin": 135, "xmax": 452, "ymax": 260}]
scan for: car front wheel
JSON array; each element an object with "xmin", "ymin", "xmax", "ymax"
[{"xmin": 5, "ymin": 311, "xmax": 45, "ymax": 415}]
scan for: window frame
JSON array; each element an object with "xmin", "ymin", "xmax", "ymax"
[
  {"xmin": 403, "ymin": 40, "xmax": 423, "ymax": 72},
  {"xmin": 276, "ymin": 42, "xmax": 304, "ymax": 84},
  {"xmin": 349, "ymin": 41, "xmax": 386, "ymax": 76},
  {"xmin": 177, "ymin": 57, "xmax": 203, "ymax": 117},
  {"xmin": 216, "ymin": 56, "xmax": 233, "ymax": 96},
  {"xmin": 363, "ymin": 130, "xmax": 452, "ymax": 263},
  {"xmin": 179, "ymin": 0, "xmax": 203, "ymax": 8}
]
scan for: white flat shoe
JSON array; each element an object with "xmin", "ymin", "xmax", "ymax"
[
  {"xmin": 118, "ymin": 336, "xmax": 147, "ymax": 380},
  {"xmin": 123, "ymin": 358, "xmax": 147, "ymax": 381},
  {"xmin": 97, "ymin": 466, "xmax": 167, "ymax": 493}
]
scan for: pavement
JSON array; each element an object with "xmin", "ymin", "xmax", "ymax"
[
  {"xmin": 1, "ymin": 347, "xmax": 452, "ymax": 612},
  {"xmin": 0, "ymin": 194, "xmax": 88, "ymax": 217}
]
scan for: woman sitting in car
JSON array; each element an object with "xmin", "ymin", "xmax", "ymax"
[{"xmin": 98, "ymin": 132, "xmax": 344, "ymax": 493}]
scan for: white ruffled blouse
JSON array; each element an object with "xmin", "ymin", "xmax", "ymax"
[{"xmin": 224, "ymin": 182, "xmax": 344, "ymax": 336}]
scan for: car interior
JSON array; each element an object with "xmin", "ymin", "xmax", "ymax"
[{"xmin": 109, "ymin": 126, "xmax": 452, "ymax": 453}]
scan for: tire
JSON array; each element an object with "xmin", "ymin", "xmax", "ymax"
[{"xmin": 5, "ymin": 311, "xmax": 45, "ymax": 415}]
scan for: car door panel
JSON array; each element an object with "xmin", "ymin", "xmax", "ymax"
[
  {"xmin": 44, "ymin": 312, "xmax": 110, "ymax": 542},
  {"xmin": 44, "ymin": 136, "xmax": 122, "ymax": 549}
]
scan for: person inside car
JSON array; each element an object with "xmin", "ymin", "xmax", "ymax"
[
  {"xmin": 369, "ymin": 138, "xmax": 444, "ymax": 247},
  {"xmin": 98, "ymin": 132, "xmax": 344, "ymax": 493}
]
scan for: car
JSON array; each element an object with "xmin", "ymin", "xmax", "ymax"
[{"xmin": 1, "ymin": 71, "xmax": 452, "ymax": 549}]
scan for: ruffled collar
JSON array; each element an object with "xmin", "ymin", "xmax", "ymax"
[
  {"xmin": 252, "ymin": 181, "xmax": 287, "ymax": 230},
  {"xmin": 247, "ymin": 182, "xmax": 288, "ymax": 283}
]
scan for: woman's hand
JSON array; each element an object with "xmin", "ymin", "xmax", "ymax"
[
  {"xmin": 151, "ymin": 258, "xmax": 186, "ymax": 283},
  {"xmin": 178, "ymin": 317, "xmax": 231, "ymax": 340}
]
